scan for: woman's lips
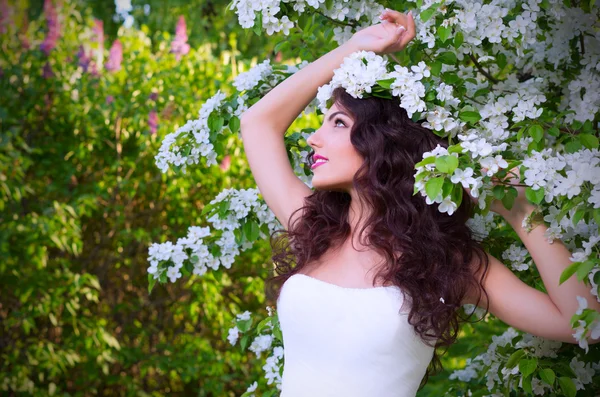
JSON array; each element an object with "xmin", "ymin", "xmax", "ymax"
[{"xmin": 311, "ymin": 161, "xmax": 327, "ymax": 170}]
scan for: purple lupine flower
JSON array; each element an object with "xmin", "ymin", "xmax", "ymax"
[
  {"xmin": 105, "ymin": 39, "xmax": 122, "ymax": 72},
  {"xmin": 42, "ymin": 61, "xmax": 54, "ymax": 79},
  {"xmin": 149, "ymin": 92, "xmax": 158, "ymax": 101},
  {"xmin": 170, "ymin": 16, "xmax": 190, "ymax": 60},
  {"xmin": 40, "ymin": 0, "xmax": 60, "ymax": 55},
  {"xmin": 89, "ymin": 19, "xmax": 104, "ymax": 75},
  {"xmin": 77, "ymin": 45, "xmax": 91, "ymax": 71},
  {"xmin": 0, "ymin": 0, "xmax": 13, "ymax": 34},
  {"xmin": 148, "ymin": 110, "xmax": 158, "ymax": 134},
  {"xmin": 106, "ymin": 95, "xmax": 114, "ymax": 104}
]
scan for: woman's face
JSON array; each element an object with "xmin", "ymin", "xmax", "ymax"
[{"xmin": 307, "ymin": 102, "xmax": 364, "ymax": 192}]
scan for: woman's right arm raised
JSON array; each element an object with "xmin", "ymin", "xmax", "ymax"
[
  {"xmin": 240, "ymin": 41, "xmax": 363, "ymax": 230},
  {"xmin": 240, "ymin": 9, "xmax": 414, "ymax": 230}
]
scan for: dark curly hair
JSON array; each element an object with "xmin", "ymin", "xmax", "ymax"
[{"xmin": 265, "ymin": 86, "xmax": 490, "ymax": 389}]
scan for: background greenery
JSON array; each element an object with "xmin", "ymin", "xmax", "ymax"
[{"xmin": 1, "ymin": 0, "xmax": 597, "ymax": 396}]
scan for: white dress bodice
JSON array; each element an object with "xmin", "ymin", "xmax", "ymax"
[{"xmin": 276, "ymin": 273, "xmax": 435, "ymax": 397}]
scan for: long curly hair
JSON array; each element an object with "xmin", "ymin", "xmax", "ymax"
[{"xmin": 265, "ymin": 87, "xmax": 490, "ymax": 388}]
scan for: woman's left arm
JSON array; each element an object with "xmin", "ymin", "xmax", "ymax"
[
  {"xmin": 501, "ymin": 202, "xmax": 600, "ymax": 318},
  {"xmin": 464, "ymin": 167, "xmax": 600, "ymax": 343}
]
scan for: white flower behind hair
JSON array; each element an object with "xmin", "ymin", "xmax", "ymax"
[{"xmin": 317, "ymin": 51, "xmax": 388, "ymax": 112}]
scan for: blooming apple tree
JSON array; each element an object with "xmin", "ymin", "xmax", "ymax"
[{"xmin": 150, "ymin": 0, "xmax": 600, "ymax": 395}]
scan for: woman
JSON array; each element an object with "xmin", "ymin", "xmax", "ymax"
[{"xmin": 240, "ymin": 8, "xmax": 599, "ymax": 396}]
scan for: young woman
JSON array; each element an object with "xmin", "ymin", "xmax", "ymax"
[{"xmin": 240, "ymin": 8, "xmax": 599, "ymax": 396}]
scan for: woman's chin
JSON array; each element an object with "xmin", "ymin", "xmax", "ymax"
[{"xmin": 311, "ymin": 178, "xmax": 348, "ymax": 192}]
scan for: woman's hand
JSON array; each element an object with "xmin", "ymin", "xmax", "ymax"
[
  {"xmin": 466, "ymin": 166, "xmax": 537, "ymax": 221},
  {"xmin": 348, "ymin": 9, "xmax": 416, "ymax": 55}
]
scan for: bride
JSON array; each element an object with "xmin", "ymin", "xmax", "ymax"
[{"xmin": 239, "ymin": 8, "xmax": 599, "ymax": 396}]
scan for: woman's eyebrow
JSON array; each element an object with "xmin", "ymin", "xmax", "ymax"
[{"xmin": 327, "ymin": 111, "xmax": 349, "ymax": 122}]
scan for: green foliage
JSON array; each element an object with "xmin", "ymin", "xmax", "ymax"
[{"xmin": 0, "ymin": 0, "xmax": 276, "ymax": 394}]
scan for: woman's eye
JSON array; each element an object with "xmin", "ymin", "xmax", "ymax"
[{"xmin": 334, "ymin": 118, "xmax": 346, "ymax": 127}]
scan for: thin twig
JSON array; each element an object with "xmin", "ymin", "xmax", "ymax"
[
  {"xmin": 313, "ymin": 10, "xmax": 358, "ymax": 28},
  {"xmin": 468, "ymin": 53, "xmax": 499, "ymax": 84}
]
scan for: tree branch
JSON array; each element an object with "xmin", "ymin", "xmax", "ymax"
[{"xmin": 468, "ymin": 53, "xmax": 499, "ymax": 85}]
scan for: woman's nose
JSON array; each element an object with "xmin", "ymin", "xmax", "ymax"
[{"xmin": 307, "ymin": 130, "xmax": 320, "ymax": 148}]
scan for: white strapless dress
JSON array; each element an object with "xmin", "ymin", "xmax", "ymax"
[{"xmin": 276, "ymin": 273, "xmax": 435, "ymax": 397}]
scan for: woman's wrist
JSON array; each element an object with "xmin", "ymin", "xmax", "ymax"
[{"xmin": 339, "ymin": 39, "xmax": 364, "ymax": 56}]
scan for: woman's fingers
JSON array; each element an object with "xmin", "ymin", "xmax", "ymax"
[
  {"xmin": 398, "ymin": 11, "xmax": 416, "ymax": 47},
  {"xmin": 379, "ymin": 9, "xmax": 416, "ymax": 50}
]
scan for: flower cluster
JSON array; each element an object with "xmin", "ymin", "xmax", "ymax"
[
  {"xmin": 154, "ymin": 91, "xmax": 229, "ymax": 173},
  {"xmin": 502, "ymin": 243, "xmax": 532, "ymax": 272},
  {"xmin": 521, "ymin": 148, "xmax": 600, "ymax": 205},
  {"xmin": 450, "ymin": 327, "xmax": 599, "ymax": 395},
  {"xmin": 316, "ymin": 52, "xmax": 431, "ymax": 119},
  {"xmin": 571, "ymin": 296, "xmax": 600, "ymax": 354},
  {"xmin": 147, "ymin": 188, "xmax": 280, "ymax": 286},
  {"xmin": 227, "ymin": 307, "xmax": 284, "ymax": 395},
  {"xmin": 317, "ymin": 50, "xmax": 388, "ymax": 109},
  {"xmin": 229, "ymin": 0, "xmax": 384, "ymax": 41},
  {"xmin": 154, "ymin": 59, "xmax": 311, "ymax": 175}
]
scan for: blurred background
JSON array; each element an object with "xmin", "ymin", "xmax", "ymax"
[{"xmin": 0, "ymin": 0, "xmax": 514, "ymax": 395}]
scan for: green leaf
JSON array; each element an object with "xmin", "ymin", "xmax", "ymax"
[
  {"xmin": 237, "ymin": 318, "xmax": 253, "ymax": 332},
  {"xmin": 528, "ymin": 124, "xmax": 544, "ymax": 142},
  {"xmin": 425, "ymin": 90, "xmax": 437, "ymax": 101},
  {"xmin": 579, "ymin": 133, "xmax": 599, "ymax": 149},
  {"xmin": 525, "ymin": 187, "xmax": 545, "ymax": 204},
  {"xmin": 243, "ymin": 220, "xmax": 260, "ymax": 243},
  {"xmin": 492, "ymin": 185, "xmax": 505, "ymax": 200},
  {"xmin": 576, "ymin": 259, "xmax": 597, "ymax": 282},
  {"xmin": 201, "ymin": 203, "xmax": 215, "ymax": 216},
  {"xmin": 448, "ymin": 144, "xmax": 463, "ymax": 154},
  {"xmin": 419, "ymin": 4, "xmax": 440, "ymax": 22},
  {"xmin": 594, "ymin": 208, "xmax": 600, "ymax": 226},
  {"xmin": 434, "ymin": 155, "xmax": 459, "ymax": 174},
  {"xmin": 441, "ymin": 72, "xmax": 460, "ymax": 84},
  {"xmin": 218, "ymin": 200, "xmax": 231, "ymax": 218},
  {"xmin": 210, "ymin": 244, "xmax": 222, "ymax": 257},
  {"xmin": 453, "ymin": 31, "xmax": 464, "ymax": 48},
  {"xmin": 572, "ymin": 206, "xmax": 586, "ymax": 225},
  {"xmin": 522, "ymin": 374, "xmax": 533, "ymax": 394},
  {"xmin": 240, "ymin": 333, "xmax": 250, "ymax": 351},
  {"xmin": 376, "ymin": 78, "xmax": 395, "ymax": 89},
  {"xmin": 229, "ymin": 116, "xmax": 240, "ymax": 133},
  {"xmin": 253, "ymin": 11, "xmax": 262, "ymax": 36},
  {"xmin": 496, "ymin": 52, "xmax": 507, "ymax": 69},
  {"xmin": 558, "ymin": 376, "xmax": 577, "ymax": 397},
  {"xmin": 538, "ymin": 368, "xmax": 555, "ymax": 386},
  {"xmin": 415, "ymin": 156, "xmax": 436, "ymax": 168},
  {"xmin": 555, "ymin": 362, "xmax": 576, "ymax": 378},
  {"xmin": 459, "ymin": 110, "xmax": 482, "ymax": 123},
  {"xmin": 506, "ymin": 349, "xmax": 525, "ymax": 369},
  {"xmin": 501, "ymin": 188, "xmax": 516, "ymax": 210},
  {"xmin": 438, "ymin": 52, "xmax": 457, "ymax": 65},
  {"xmin": 425, "ymin": 177, "xmax": 444, "ymax": 200},
  {"xmin": 519, "ymin": 358, "xmax": 538, "ymax": 378},
  {"xmin": 559, "ymin": 261, "xmax": 580, "ymax": 285},
  {"xmin": 429, "ymin": 60, "xmax": 442, "ymax": 77},
  {"xmin": 564, "ymin": 139, "xmax": 582, "ymax": 153},
  {"xmin": 548, "ymin": 126, "xmax": 560, "ymax": 137},
  {"xmin": 451, "ymin": 184, "xmax": 463, "ymax": 207},
  {"xmin": 438, "ymin": 26, "xmax": 452, "ymax": 43}
]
